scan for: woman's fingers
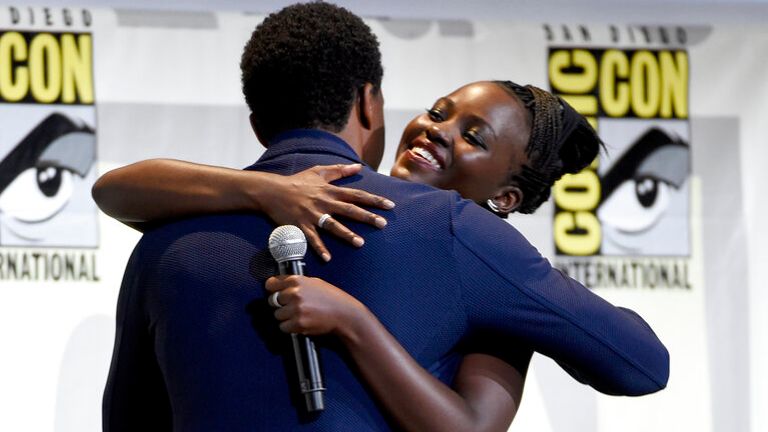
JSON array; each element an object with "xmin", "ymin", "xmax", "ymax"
[
  {"xmin": 330, "ymin": 202, "xmax": 387, "ymax": 229},
  {"xmin": 279, "ymin": 320, "xmax": 302, "ymax": 334},
  {"xmin": 273, "ymin": 303, "xmax": 309, "ymax": 334},
  {"xmin": 319, "ymin": 217, "xmax": 364, "ymax": 248},
  {"xmin": 300, "ymin": 219, "xmax": 365, "ymax": 262},
  {"xmin": 273, "ymin": 303, "xmax": 295, "ymax": 321},
  {"xmin": 335, "ymin": 186, "xmax": 395, "ymax": 210},
  {"xmin": 285, "ymin": 164, "xmax": 397, "ymax": 260},
  {"xmin": 302, "ymin": 225, "xmax": 332, "ymax": 262},
  {"xmin": 313, "ymin": 163, "xmax": 363, "ymax": 182},
  {"xmin": 265, "ymin": 275, "xmax": 300, "ymax": 292},
  {"xmin": 312, "ymin": 164, "xmax": 395, "ymax": 210}
]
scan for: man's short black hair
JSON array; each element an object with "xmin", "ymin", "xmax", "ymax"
[{"xmin": 240, "ymin": 2, "xmax": 384, "ymax": 142}]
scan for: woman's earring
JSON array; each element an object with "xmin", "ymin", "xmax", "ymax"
[{"xmin": 486, "ymin": 199, "xmax": 501, "ymax": 213}]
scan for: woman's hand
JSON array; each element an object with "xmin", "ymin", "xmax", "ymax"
[
  {"xmin": 265, "ymin": 275, "xmax": 369, "ymax": 339},
  {"xmin": 255, "ymin": 164, "xmax": 394, "ymax": 262}
]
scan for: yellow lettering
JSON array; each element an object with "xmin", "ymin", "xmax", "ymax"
[
  {"xmin": 553, "ymin": 170, "xmax": 601, "ymax": 211},
  {"xmin": 61, "ymin": 33, "xmax": 93, "ymax": 104},
  {"xmin": 599, "ymin": 49, "xmax": 630, "ymax": 117},
  {"xmin": 554, "ymin": 212, "xmax": 602, "ymax": 256},
  {"xmin": 549, "ymin": 49, "xmax": 598, "ymax": 93},
  {"xmin": 29, "ymin": 33, "xmax": 62, "ymax": 103},
  {"xmin": 630, "ymin": 50, "xmax": 660, "ymax": 118},
  {"xmin": 659, "ymin": 50, "xmax": 688, "ymax": 118},
  {"xmin": 0, "ymin": 32, "xmax": 29, "ymax": 102}
]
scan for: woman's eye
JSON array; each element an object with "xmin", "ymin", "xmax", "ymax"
[
  {"xmin": 426, "ymin": 108, "xmax": 445, "ymax": 122},
  {"xmin": 463, "ymin": 130, "xmax": 487, "ymax": 149},
  {"xmin": 0, "ymin": 165, "xmax": 74, "ymax": 222}
]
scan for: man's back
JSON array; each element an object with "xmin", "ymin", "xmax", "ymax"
[
  {"xmin": 103, "ymin": 130, "xmax": 668, "ymax": 431},
  {"xmin": 104, "ymin": 131, "xmax": 476, "ymax": 430}
]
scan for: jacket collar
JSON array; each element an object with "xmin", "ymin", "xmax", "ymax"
[{"xmin": 257, "ymin": 129, "xmax": 363, "ymax": 165}]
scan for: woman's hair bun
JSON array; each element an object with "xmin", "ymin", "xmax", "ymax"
[{"xmin": 558, "ymin": 120, "xmax": 602, "ymax": 175}]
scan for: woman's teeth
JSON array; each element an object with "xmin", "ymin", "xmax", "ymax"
[{"xmin": 412, "ymin": 146, "xmax": 441, "ymax": 170}]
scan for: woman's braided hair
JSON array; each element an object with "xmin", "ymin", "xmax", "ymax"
[{"xmin": 494, "ymin": 81, "xmax": 603, "ymax": 214}]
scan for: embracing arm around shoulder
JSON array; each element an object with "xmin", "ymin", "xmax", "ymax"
[
  {"xmin": 91, "ymin": 159, "xmax": 394, "ymax": 260},
  {"xmin": 452, "ymin": 200, "xmax": 669, "ymax": 396},
  {"xmin": 92, "ymin": 159, "xmax": 266, "ymax": 223},
  {"xmin": 266, "ymin": 276, "xmax": 526, "ymax": 432}
]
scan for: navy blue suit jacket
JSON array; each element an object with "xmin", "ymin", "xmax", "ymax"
[{"xmin": 103, "ymin": 130, "xmax": 669, "ymax": 431}]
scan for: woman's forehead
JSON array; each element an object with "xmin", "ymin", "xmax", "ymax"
[
  {"xmin": 447, "ymin": 82, "xmax": 521, "ymax": 115},
  {"xmin": 446, "ymin": 82, "xmax": 529, "ymax": 138}
]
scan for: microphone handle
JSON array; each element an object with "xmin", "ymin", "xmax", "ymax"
[{"xmin": 278, "ymin": 259, "xmax": 325, "ymax": 412}]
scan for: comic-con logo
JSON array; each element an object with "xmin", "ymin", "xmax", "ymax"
[
  {"xmin": 549, "ymin": 47, "xmax": 690, "ymax": 257},
  {"xmin": 0, "ymin": 30, "xmax": 97, "ymax": 248}
]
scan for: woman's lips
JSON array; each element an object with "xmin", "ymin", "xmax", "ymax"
[
  {"xmin": 410, "ymin": 146, "xmax": 442, "ymax": 170},
  {"xmin": 405, "ymin": 139, "xmax": 445, "ymax": 171}
]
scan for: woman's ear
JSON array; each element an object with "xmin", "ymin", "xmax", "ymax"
[{"xmin": 489, "ymin": 185, "xmax": 523, "ymax": 215}]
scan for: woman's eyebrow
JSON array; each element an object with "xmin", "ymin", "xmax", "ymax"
[{"xmin": 435, "ymin": 97, "xmax": 455, "ymax": 110}]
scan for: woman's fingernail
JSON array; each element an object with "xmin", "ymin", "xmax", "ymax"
[
  {"xmin": 375, "ymin": 218, "xmax": 387, "ymax": 228},
  {"xmin": 321, "ymin": 253, "xmax": 331, "ymax": 262},
  {"xmin": 352, "ymin": 237, "xmax": 365, "ymax": 247},
  {"xmin": 382, "ymin": 199, "xmax": 395, "ymax": 209}
]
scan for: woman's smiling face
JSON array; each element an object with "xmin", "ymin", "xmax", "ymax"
[{"xmin": 391, "ymin": 81, "xmax": 531, "ymax": 203}]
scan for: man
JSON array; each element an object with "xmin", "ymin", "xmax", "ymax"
[{"xmin": 103, "ymin": 3, "xmax": 668, "ymax": 430}]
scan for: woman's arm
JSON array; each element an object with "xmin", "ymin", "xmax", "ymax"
[
  {"xmin": 266, "ymin": 275, "xmax": 526, "ymax": 432},
  {"xmin": 92, "ymin": 159, "xmax": 394, "ymax": 260}
]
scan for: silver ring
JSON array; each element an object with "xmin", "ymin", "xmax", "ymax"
[
  {"xmin": 318, "ymin": 213, "xmax": 332, "ymax": 229},
  {"xmin": 268, "ymin": 291, "xmax": 282, "ymax": 308}
]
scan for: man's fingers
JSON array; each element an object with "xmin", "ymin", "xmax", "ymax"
[
  {"xmin": 314, "ymin": 163, "xmax": 362, "ymax": 182},
  {"xmin": 321, "ymin": 217, "xmax": 364, "ymax": 248},
  {"xmin": 303, "ymin": 226, "xmax": 331, "ymax": 262}
]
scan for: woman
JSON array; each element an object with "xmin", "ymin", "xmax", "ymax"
[{"xmin": 95, "ymin": 80, "xmax": 601, "ymax": 431}]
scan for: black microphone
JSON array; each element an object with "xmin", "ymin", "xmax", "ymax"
[{"xmin": 268, "ymin": 225, "xmax": 325, "ymax": 412}]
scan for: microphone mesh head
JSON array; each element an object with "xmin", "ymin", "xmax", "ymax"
[{"xmin": 268, "ymin": 225, "xmax": 307, "ymax": 263}]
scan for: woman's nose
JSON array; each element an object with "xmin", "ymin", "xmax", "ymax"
[{"xmin": 426, "ymin": 124, "xmax": 451, "ymax": 148}]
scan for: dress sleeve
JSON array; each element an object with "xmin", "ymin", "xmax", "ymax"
[{"xmin": 451, "ymin": 199, "xmax": 669, "ymax": 396}]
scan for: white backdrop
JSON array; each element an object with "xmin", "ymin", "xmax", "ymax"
[{"xmin": 0, "ymin": 3, "xmax": 766, "ymax": 431}]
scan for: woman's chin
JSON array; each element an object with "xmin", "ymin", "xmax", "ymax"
[
  {"xmin": 390, "ymin": 164, "xmax": 413, "ymax": 181},
  {"xmin": 391, "ymin": 163, "xmax": 432, "ymax": 186}
]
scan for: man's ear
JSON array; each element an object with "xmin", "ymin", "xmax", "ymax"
[
  {"xmin": 357, "ymin": 83, "xmax": 380, "ymax": 131},
  {"xmin": 249, "ymin": 113, "xmax": 269, "ymax": 149},
  {"xmin": 489, "ymin": 185, "xmax": 524, "ymax": 215}
]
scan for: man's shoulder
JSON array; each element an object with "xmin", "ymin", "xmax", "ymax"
[
  {"xmin": 136, "ymin": 213, "xmax": 273, "ymax": 255},
  {"xmin": 349, "ymin": 168, "xmax": 462, "ymax": 210}
]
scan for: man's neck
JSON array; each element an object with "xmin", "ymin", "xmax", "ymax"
[{"xmin": 333, "ymin": 128, "xmax": 366, "ymax": 160}]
